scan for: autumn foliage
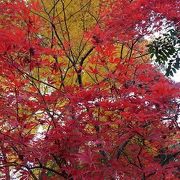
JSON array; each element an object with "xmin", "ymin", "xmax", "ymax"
[{"xmin": 0, "ymin": 0, "xmax": 179, "ymax": 179}]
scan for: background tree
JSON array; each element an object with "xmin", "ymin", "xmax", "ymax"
[{"xmin": 148, "ymin": 28, "xmax": 180, "ymax": 76}]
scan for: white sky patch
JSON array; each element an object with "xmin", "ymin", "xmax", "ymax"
[{"xmin": 171, "ymin": 70, "xmax": 180, "ymax": 82}]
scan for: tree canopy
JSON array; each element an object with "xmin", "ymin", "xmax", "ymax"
[{"xmin": 0, "ymin": 0, "xmax": 179, "ymax": 179}]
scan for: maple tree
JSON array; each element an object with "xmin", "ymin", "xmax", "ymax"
[{"xmin": 0, "ymin": 0, "xmax": 179, "ymax": 179}]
